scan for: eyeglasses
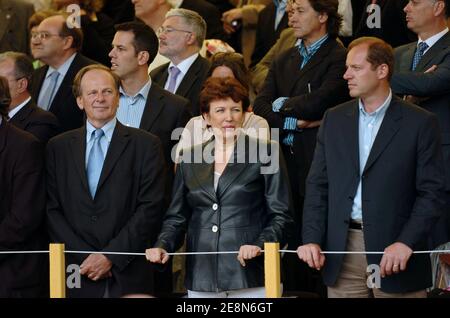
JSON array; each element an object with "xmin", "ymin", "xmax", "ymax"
[
  {"xmin": 31, "ymin": 31, "xmax": 63, "ymax": 40},
  {"xmin": 156, "ymin": 26, "xmax": 192, "ymax": 37}
]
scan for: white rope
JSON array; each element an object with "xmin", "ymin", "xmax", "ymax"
[
  {"xmin": 0, "ymin": 250, "xmax": 49, "ymax": 254},
  {"xmin": 0, "ymin": 249, "xmax": 448, "ymax": 256},
  {"xmin": 281, "ymin": 249, "xmax": 450, "ymax": 255}
]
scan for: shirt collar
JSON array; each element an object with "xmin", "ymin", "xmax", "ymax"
[
  {"xmin": 358, "ymin": 89, "xmax": 392, "ymax": 117},
  {"xmin": 119, "ymin": 78, "xmax": 152, "ymax": 99},
  {"xmin": 168, "ymin": 53, "xmax": 198, "ymax": 76},
  {"xmin": 419, "ymin": 27, "xmax": 449, "ymax": 50},
  {"xmin": 46, "ymin": 52, "xmax": 77, "ymax": 79},
  {"xmin": 298, "ymin": 34, "xmax": 329, "ymax": 55},
  {"xmin": 8, "ymin": 97, "xmax": 31, "ymax": 119},
  {"xmin": 86, "ymin": 117, "xmax": 117, "ymax": 143}
]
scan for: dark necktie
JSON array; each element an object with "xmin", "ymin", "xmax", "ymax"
[{"xmin": 411, "ymin": 42, "xmax": 429, "ymax": 71}]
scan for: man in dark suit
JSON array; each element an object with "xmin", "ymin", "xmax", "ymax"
[
  {"xmin": 0, "ymin": 76, "xmax": 47, "ymax": 297},
  {"xmin": 110, "ymin": 21, "xmax": 191, "ymax": 296},
  {"xmin": 110, "ymin": 21, "xmax": 191, "ymax": 175},
  {"xmin": 46, "ymin": 65, "xmax": 167, "ymax": 297},
  {"xmin": 0, "ymin": 0, "xmax": 34, "ymax": 54},
  {"xmin": 30, "ymin": 14, "xmax": 97, "ymax": 133},
  {"xmin": 253, "ymin": 0, "xmax": 349, "ymax": 294},
  {"xmin": 0, "ymin": 51, "xmax": 59, "ymax": 143},
  {"xmin": 150, "ymin": 8, "xmax": 210, "ymax": 116},
  {"xmin": 391, "ymin": 0, "xmax": 450, "ymax": 247},
  {"xmin": 297, "ymin": 37, "xmax": 445, "ymax": 297}
]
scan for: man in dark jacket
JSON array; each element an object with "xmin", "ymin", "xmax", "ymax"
[{"xmin": 298, "ymin": 37, "xmax": 445, "ymax": 297}]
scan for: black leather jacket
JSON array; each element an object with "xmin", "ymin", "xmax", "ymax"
[{"xmin": 156, "ymin": 135, "xmax": 294, "ymax": 292}]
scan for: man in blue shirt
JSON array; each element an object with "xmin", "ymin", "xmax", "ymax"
[
  {"xmin": 46, "ymin": 65, "xmax": 167, "ymax": 297},
  {"xmin": 297, "ymin": 37, "xmax": 445, "ymax": 297}
]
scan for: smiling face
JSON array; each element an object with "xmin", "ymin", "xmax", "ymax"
[
  {"xmin": 76, "ymin": 69, "xmax": 119, "ymax": 128},
  {"xmin": 203, "ymin": 97, "xmax": 244, "ymax": 142}
]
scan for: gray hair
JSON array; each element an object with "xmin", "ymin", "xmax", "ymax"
[
  {"xmin": 165, "ymin": 8, "xmax": 206, "ymax": 47},
  {"xmin": 0, "ymin": 51, "xmax": 34, "ymax": 83}
]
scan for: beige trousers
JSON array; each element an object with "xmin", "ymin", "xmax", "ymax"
[{"xmin": 327, "ymin": 229, "xmax": 427, "ymax": 298}]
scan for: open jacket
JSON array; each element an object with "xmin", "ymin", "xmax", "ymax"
[{"xmin": 156, "ymin": 134, "xmax": 294, "ymax": 292}]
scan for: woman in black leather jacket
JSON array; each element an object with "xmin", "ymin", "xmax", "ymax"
[{"xmin": 146, "ymin": 77, "xmax": 293, "ymax": 297}]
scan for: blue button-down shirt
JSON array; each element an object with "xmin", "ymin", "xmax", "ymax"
[
  {"xmin": 85, "ymin": 118, "xmax": 116, "ymax": 169},
  {"xmin": 351, "ymin": 90, "xmax": 392, "ymax": 221},
  {"xmin": 117, "ymin": 79, "xmax": 151, "ymax": 128}
]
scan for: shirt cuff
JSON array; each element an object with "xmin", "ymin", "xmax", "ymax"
[
  {"xmin": 272, "ymin": 97, "xmax": 289, "ymax": 112},
  {"xmin": 282, "ymin": 133, "xmax": 294, "ymax": 146},
  {"xmin": 283, "ymin": 117, "xmax": 298, "ymax": 131}
]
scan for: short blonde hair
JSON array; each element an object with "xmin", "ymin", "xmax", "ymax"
[{"xmin": 72, "ymin": 64, "xmax": 120, "ymax": 97}]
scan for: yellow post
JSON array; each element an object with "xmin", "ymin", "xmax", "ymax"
[
  {"xmin": 49, "ymin": 243, "xmax": 66, "ymax": 298},
  {"xmin": 264, "ymin": 242, "xmax": 281, "ymax": 298}
]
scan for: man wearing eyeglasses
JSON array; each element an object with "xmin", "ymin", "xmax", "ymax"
[
  {"xmin": 30, "ymin": 14, "xmax": 97, "ymax": 133},
  {"xmin": 0, "ymin": 51, "xmax": 59, "ymax": 143},
  {"xmin": 150, "ymin": 8, "xmax": 210, "ymax": 116}
]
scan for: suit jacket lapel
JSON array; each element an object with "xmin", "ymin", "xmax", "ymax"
[
  {"xmin": 190, "ymin": 138, "xmax": 217, "ymax": 201},
  {"xmin": 9, "ymin": 100, "xmax": 33, "ymax": 125},
  {"xmin": 285, "ymin": 48, "xmax": 303, "ymax": 95},
  {"xmin": 70, "ymin": 127, "xmax": 89, "ymax": 193},
  {"xmin": 139, "ymin": 84, "xmax": 165, "ymax": 132},
  {"xmin": 96, "ymin": 122, "xmax": 130, "ymax": 192},
  {"xmin": 345, "ymin": 101, "xmax": 360, "ymax": 175},
  {"xmin": 176, "ymin": 55, "xmax": 203, "ymax": 97},
  {"xmin": 289, "ymin": 39, "xmax": 336, "ymax": 94},
  {"xmin": 216, "ymin": 146, "xmax": 248, "ymax": 198},
  {"xmin": 31, "ymin": 66, "xmax": 48, "ymax": 102},
  {"xmin": 158, "ymin": 67, "xmax": 169, "ymax": 87},
  {"xmin": 416, "ymin": 32, "xmax": 450, "ymax": 71},
  {"xmin": 398, "ymin": 43, "xmax": 416, "ymax": 72},
  {"xmin": 363, "ymin": 97, "xmax": 402, "ymax": 174},
  {"xmin": 49, "ymin": 53, "xmax": 80, "ymax": 112}
]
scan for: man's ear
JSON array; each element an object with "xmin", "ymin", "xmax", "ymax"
[
  {"xmin": 137, "ymin": 51, "xmax": 150, "ymax": 66},
  {"xmin": 377, "ymin": 64, "xmax": 389, "ymax": 80},
  {"xmin": 16, "ymin": 77, "xmax": 28, "ymax": 94},
  {"xmin": 63, "ymin": 35, "xmax": 74, "ymax": 50},
  {"xmin": 185, "ymin": 32, "xmax": 197, "ymax": 46},
  {"xmin": 76, "ymin": 96, "xmax": 84, "ymax": 111},
  {"xmin": 433, "ymin": 0, "xmax": 445, "ymax": 17},
  {"xmin": 318, "ymin": 12, "xmax": 329, "ymax": 24}
]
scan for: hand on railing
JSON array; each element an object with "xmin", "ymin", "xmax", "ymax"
[
  {"xmin": 237, "ymin": 245, "xmax": 262, "ymax": 267},
  {"xmin": 145, "ymin": 248, "xmax": 170, "ymax": 264}
]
